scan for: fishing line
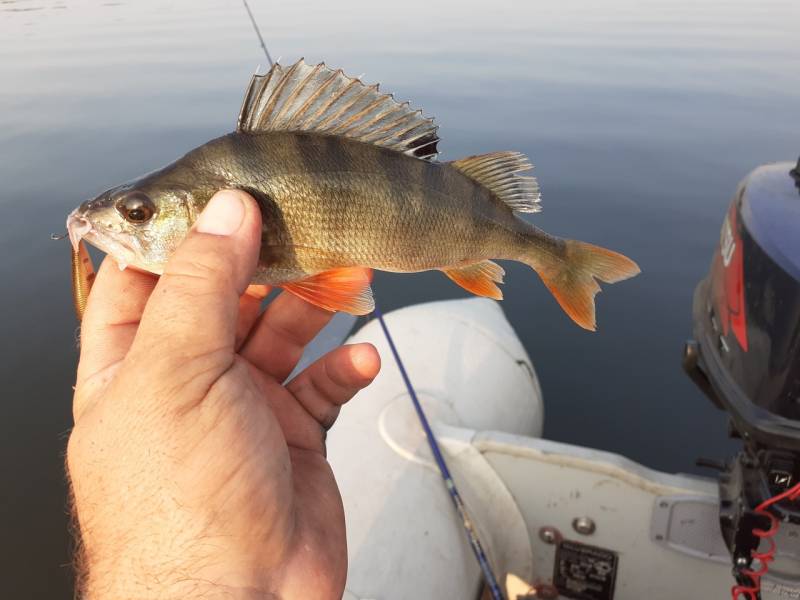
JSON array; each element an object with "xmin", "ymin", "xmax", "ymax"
[
  {"xmin": 241, "ymin": 0, "xmax": 273, "ymax": 67},
  {"xmin": 374, "ymin": 304, "xmax": 506, "ymax": 600},
  {"xmin": 239, "ymin": 5, "xmax": 505, "ymax": 597}
]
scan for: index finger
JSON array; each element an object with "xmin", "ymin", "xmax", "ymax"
[{"xmin": 236, "ymin": 284, "xmax": 271, "ymax": 349}]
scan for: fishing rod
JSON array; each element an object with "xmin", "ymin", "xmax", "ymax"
[
  {"xmin": 374, "ymin": 304, "xmax": 506, "ymax": 599},
  {"xmin": 238, "ymin": 7, "xmax": 506, "ymax": 600}
]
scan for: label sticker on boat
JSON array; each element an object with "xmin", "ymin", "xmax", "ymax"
[{"xmin": 553, "ymin": 540, "xmax": 618, "ymax": 600}]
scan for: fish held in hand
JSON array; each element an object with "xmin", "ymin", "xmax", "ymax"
[{"xmin": 66, "ymin": 59, "xmax": 639, "ymax": 330}]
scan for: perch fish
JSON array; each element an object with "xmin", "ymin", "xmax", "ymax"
[{"xmin": 67, "ymin": 59, "xmax": 639, "ymax": 330}]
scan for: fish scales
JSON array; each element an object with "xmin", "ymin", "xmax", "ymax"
[{"xmin": 190, "ymin": 132, "xmax": 521, "ymax": 280}]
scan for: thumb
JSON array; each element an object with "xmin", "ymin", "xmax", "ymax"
[{"xmin": 131, "ymin": 189, "xmax": 262, "ymax": 375}]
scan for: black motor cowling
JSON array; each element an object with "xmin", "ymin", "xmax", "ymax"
[
  {"xmin": 684, "ymin": 159, "xmax": 800, "ymax": 593},
  {"xmin": 688, "ymin": 160, "xmax": 800, "ymax": 435}
]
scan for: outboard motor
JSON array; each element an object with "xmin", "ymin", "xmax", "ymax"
[{"xmin": 684, "ymin": 159, "xmax": 800, "ymax": 598}]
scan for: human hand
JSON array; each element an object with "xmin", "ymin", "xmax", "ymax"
[{"xmin": 66, "ymin": 189, "xmax": 380, "ymax": 599}]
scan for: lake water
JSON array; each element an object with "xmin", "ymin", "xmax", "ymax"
[{"xmin": 1, "ymin": 0, "xmax": 798, "ymax": 596}]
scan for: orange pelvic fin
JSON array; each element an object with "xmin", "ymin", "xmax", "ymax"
[
  {"xmin": 441, "ymin": 260, "xmax": 505, "ymax": 300},
  {"xmin": 281, "ymin": 267, "xmax": 375, "ymax": 315}
]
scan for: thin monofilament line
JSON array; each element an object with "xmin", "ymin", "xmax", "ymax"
[{"xmin": 241, "ymin": 0, "xmax": 273, "ymax": 67}]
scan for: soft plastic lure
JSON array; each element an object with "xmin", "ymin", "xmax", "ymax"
[{"xmin": 71, "ymin": 240, "xmax": 95, "ymax": 321}]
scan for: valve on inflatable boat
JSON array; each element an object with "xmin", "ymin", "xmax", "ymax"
[{"xmin": 684, "ymin": 158, "xmax": 800, "ymax": 598}]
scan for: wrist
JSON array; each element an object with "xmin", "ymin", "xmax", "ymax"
[
  {"xmin": 82, "ymin": 564, "xmax": 277, "ymax": 600},
  {"xmin": 79, "ymin": 541, "xmax": 278, "ymax": 600}
]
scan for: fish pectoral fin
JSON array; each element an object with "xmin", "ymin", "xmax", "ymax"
[
  {"xmin": 281, "ymin": 267, "xmax": 375, "ymax": 315},
  {"xmin": 441, "ymin": 261, "xmax": 505, "ymax": 300}
]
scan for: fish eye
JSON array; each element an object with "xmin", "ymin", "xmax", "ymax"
[{"xmin": 116, "ymin": 192, "xmax": 156, "ymax": 224}]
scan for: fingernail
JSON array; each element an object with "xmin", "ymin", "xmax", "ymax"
[{"xmin": 196, "ymin": 190, "xmax": 245, "ymax": 236}]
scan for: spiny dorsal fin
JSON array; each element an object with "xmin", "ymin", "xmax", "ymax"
[
  {"xmin": 450, "ymin": 151, "xmax": 541, "ymax": 213},
  {"xmin": 237, "ymin": 59, "xmax": 439, "ymax": 160}
]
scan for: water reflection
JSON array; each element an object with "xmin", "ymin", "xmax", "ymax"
[
  {"xmin": 0, "ymin": 0, "xmax": 66, "ymax": 12},
  {"xmin": 1, "ymin": 0, "xmax": 799, "ymax": 598}
]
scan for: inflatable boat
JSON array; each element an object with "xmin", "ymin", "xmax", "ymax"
[{"xmin": 304, "ymin": 160, "xmax": 800, "ymax": 600}]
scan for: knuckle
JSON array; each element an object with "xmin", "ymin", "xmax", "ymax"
[
  {"xmin": 322, "ymin": 354, "xmax": 357, "ymax": 392},
  {"xmin": 289, "ymin": 372, "xmax": 342, "ymax": 429},
  {"xmin": 320, "ymin": 406, "xmax": 340, "ymax": 430},
  {"xmin": 266, "ymin": 309, "xmax": 316, "ymax": 350},
  {"xmin": 164, "ymin": 253, "xmax": 235, "ymax": 291}
]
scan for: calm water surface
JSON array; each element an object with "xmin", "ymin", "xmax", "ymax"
[{"xmin": 1, "ymin": 0, "xmax": 798, "ymax": 596}]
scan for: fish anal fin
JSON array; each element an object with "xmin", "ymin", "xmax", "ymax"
[
  {"xmin": 281, "ymin": 267, "xmax": 375, "ymax": 315},
  {"xmin": 450, "ymin": 151, "xmax": 541, "ymax": 213},
  {"xmin": 442, "ymin": 260, "xmax": 505, "ymax": 300},
  {"xmin": 237, "ymin": 59, "xmax": 439, "ymax": 160}
]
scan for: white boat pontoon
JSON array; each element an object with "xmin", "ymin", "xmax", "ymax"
[{"xmin": 319, "ymin": 161, "xmax": 800, "ymax": 600}]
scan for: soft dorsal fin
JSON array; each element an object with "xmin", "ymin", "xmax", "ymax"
[
  {"xmin": 237, "ymin": 59, "xmax": 439, "ymax": 160},
  {"xmin": 450, "ymin": 151, "xmax": 541, "ymax": 213}
]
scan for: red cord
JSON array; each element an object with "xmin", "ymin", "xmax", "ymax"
[{"xmin": 731, "ymin": 481, "xmax": 800, "ymax": 599}]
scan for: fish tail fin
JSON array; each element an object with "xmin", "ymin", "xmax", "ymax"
[{"xmin": 528, "ymin": 239, "xmax": 640, "ymax": 331}]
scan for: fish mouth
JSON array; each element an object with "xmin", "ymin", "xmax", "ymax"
[
  {"xmin": 67, "ymin": 209, "xmax": 92, "ymax": 253},
  {"xmin": 66, "ymin": 208, "xmax": 138, "ymax": 270}
]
